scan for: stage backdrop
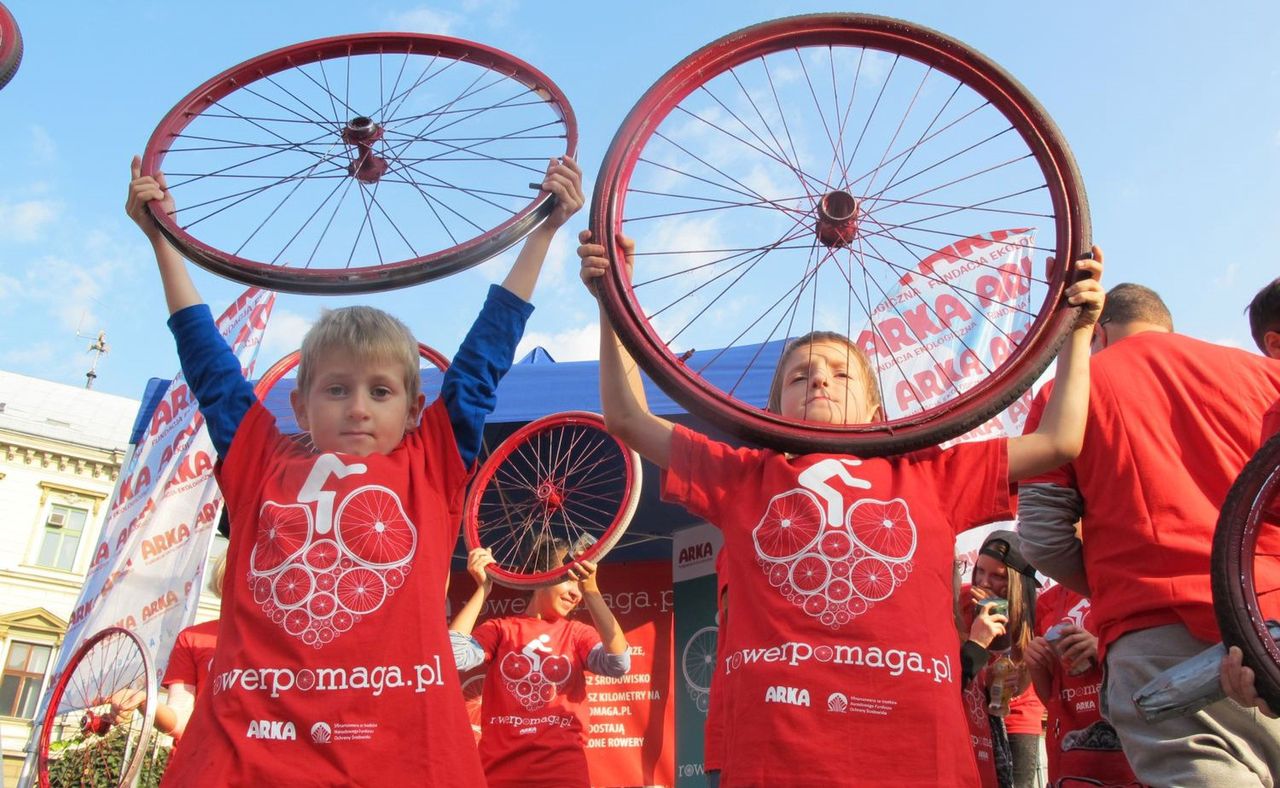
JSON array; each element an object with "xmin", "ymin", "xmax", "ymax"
[{"xmin": 447, "ymin": 559, "xmax": 675, "ymax": 787}]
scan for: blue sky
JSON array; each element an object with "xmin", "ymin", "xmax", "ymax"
[{"xmin": 1, "ymin": 0, "xmax": 1277, "ymax": 401}]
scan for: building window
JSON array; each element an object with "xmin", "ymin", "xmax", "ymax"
[
  {"xmin": 35, "ymin": 504, "xmax": 88, "ymax": 571},
  {"xmin": 1, "ymin": 641, "xmax": 53, "ymax": 719}
]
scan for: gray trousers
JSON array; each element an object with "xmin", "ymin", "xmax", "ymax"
[{"xmin": 1104, "ymin": 624, "xmax": 1280, "ymax": 787}]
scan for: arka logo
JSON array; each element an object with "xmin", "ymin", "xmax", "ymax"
[
  {"xmin": 246, "ymin": 719, "xmax": 297, "ymax": 740},
  {"xmin": 678, "ymin": 542, "xmax": 713, "ymax": 565},
  {"xmin": 764, "ymin": 685, "xmax": 811, "ymax": 707}
]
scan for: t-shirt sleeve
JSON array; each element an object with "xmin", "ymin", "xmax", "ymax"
[
  {"xmin": 215, "ymin": 401, "xmax": 287, "ymax": 537},
  {"xmin": 917, "ymin": 438, "xmax": 1015, "ymax": 534},
  {"xmin": 661, "ymin": 424, "xmax": 761, "ymax": 524},
  {"xmin": 471, "ymin": 618, "xmax": 503, "ymax": 661},
  {"xmin": 440, "ymin": 285, "xmax": 534, "ymax": 468},
  {"xmin": 162, "ymin": 629, "xmax": 198, "ymax": 687},
  {"xmin": 167, "ymin": 304, "xmax": 256, "ymax": 459},
  {"xmin": 1021, "ymin": 382, "xmax": 1077, "ymax": 489},
  {"xmin": 573, "ymin": 619, "xmax": 604, "ymax": 666},
  {"xmin": 1263, "ymin": 400, "xmax": 1280, "ymax": 443}
]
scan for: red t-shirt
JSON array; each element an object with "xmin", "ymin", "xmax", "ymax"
[
  {"xmin": 1005, "ymin": 682, "xmax": 1045, "ymax": 736},
  {"xmin": 162, "ymin": 619, "xmax": 220, "ymax": 695},
  {"xmin": 470, "ymin": 615, "xmax": 602, "ymax": 788},
  {"xmin": 1264, "ymin": 399, "xmax": 1280, "ymax": 443},
  {"xmin": 1026, "ymin": 333, "xmax": 1280, "ymax": 654},
  {"xmin": 704, "ymin": 549, "xmax": 729, "ymax": 772},
  {"xmin": 161, "ymin": 400, "xmax": 485, "ymax": 787},
  {"xmin": 662, "ymin": 425, "xmax": 1014, "ymax": 787},
  {"xmin": 1035, "ymin": 585, "xmax": 1140, "ymax": 787}
]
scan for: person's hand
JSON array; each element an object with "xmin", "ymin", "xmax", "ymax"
[
  {"xmin": 539, "ymin": 156, "xmax": 584, "ymax": 229},
  {"xmin": 126, "ymin": 155, "xmax": 174, "ymax": 243},
  {"xmin": 577, "ymin": 230, "xmax": 635, "ymax": 296},
  {"xmin": 1053, "ymin": 625, "xmax": 1098, "ymax": 667},
  {"xmin": 107, "ymin": 687, "xmax": 146, "ymax": 725},
  {"xmin": 968, "ymin": 605, "xmax": 1007, "ymax": 649},
  {"xmin": 466, "ymin": 547, "xmax": 495, "ymax": 593},
  {"xmin": 966, "ymin": 584, "xmax": 992, "ymax": 608},
  {"xmin": 567, "ymin": 555, "xmax": 600, "ymax": 595},
  {"xmin": 1222, "ymin": 645, "xmax": 1276, "ymax": 717},
  {"xmin": 1062, "ymin": 246, "xmax": 1104, "ymax": 331},
  {"xmin": 1023, "ymin": 636, "xmax": 1056, "ymax": 674}
]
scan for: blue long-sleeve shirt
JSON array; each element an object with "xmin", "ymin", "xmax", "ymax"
[{"xmin": 168, "ymin": 285, "xmax": 533, "ymax": 528}]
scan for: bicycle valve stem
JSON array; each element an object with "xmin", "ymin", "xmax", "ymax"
[
  {"xmin": 343, "ymin": 116, "xmax": 388, "ymax": 183},
  {"xmin": 815, "ymin": 190, "xmax": 859, "ymax": 248}
]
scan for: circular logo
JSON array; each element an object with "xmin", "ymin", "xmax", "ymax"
[
  {"xmin": 827, "ymin": 692, "xmax": 848, "ymax": 713},
  {"xmin": 310, "ymin": 721, "xmax": 332, "ymax": 744}
]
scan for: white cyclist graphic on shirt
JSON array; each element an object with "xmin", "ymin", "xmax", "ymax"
[
  {"xmin": 247, "ymin": 454, "xmax": 418, "ymax": 648},
  {"xmin": 499, "ymin": 633, "xmax": 574, "ymax": 711},
  {"xmin": 752, "ymin": 458, "xmax": 917, "ymax": 628}
]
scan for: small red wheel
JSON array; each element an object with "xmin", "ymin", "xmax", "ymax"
[
  {"xmin": 589, "ymin": 13, "xmax": 1089, "ymax": 455},
  {"xmin": 142, "ymin": 33, "xmax": 576, "ymax": 294},
  {"xmin": 0, "ymin": 3, "xmax": 22, "ymax": 92},
  {"xmin": 38, "ymin": 627, "xmax": 157, "ymax": 788},
  {"xmin": 254, "ymin": 341, "xmax": 450, "ymax": 450},
  {"xmin": 1212, "ymin": 430, "xmax": 1280, "ymax": 708},
  {"xmin": 464, "ymin": 411, "xmax": 642, "ymax": 588}
]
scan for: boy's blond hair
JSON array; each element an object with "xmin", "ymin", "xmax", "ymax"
[
  {"xmin": 296, "ymin": 306, "xmax": 420, "ymax": 401},
  {"xmin": 765, "ymin": 331, "xmax": 882, "ymax": 419}
]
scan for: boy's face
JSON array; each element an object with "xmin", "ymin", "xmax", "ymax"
[
  {"xmin": 290, "ymin": 351, "xmax": 423, "ymax": 457},
  {"xmin": 777, "ymin": 340, "xmax": 879, "ymax": 425}
]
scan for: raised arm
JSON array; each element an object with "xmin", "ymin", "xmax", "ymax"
[
  {"xmin": 578, "ymin": 231, "xmax": 675, "ymax": 468},
  {"xmin": 500, "ymin": 157, "xmax": 583, "ymax": 301},
  {"xmin": 127, "ymin": 156, "xmax": 254, "ymax": 461},
  {"xmin": 127, "ymin": 155, "xmax": 201, "ymax": 315},
  {"xmin": 1007, "ymin": 249, "xmax": 1104, "ymax": 482},
  {"xmin": 570, "ymin": 557, "xmax": 629, "ymax": 656}
]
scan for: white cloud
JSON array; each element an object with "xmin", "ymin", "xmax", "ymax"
[
  {"xmin": 260, "ymin": 308, "xmax": 313, "ymax": 361},
  {"xmin": 461, "ymin": 0, "xmax": 518, "ymax": 28},
  {"xmin": 0, "ymin": 199, "xmax": 60, "ymax": 243},
  {"xmin": 1212, "ymin": 336, "xmax": 1247, "ymax": 350},
  {"xmin": 387, "ymin": 6, "xmax": 461, "ymax": 35},
  {"xmin": 31, "ymin": 124, "xmax": 56, "ymax": 162},
  {"xmin": 1213, "ymin": 262, "xmax": 1239, "ymax": 289},
  {"xmin": 516, "ymin": 321, "xmax": 599, "ymax": 362}
]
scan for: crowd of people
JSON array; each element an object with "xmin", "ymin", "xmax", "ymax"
[{"xmin": 124, "ymin": 148, "xmax": 1280, "ymax": 787}]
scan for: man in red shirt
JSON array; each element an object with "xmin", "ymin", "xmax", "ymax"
[{"xmin": 1019, "ymin": 283, "xmax": 1280, "ymax": 785}]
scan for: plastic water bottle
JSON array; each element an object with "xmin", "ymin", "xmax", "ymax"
[{"xmin": 986, "ymin": 653, "xmax": 1018, "ymax": 717}]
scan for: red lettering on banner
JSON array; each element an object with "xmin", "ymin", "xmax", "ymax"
[
  {"xmin": 114, "ymin": 466, "xmax": 154, "ymax": 511},
  {"xmin": 116, "ymin": 499, "xmax": 155, "ymax": 550},
  {"xmin": 141, "ymin": 590, "xmax": 181, "ymax": 622},
  {"xmin": 976, "ymin": 257, "xmax": 1033, "ymax": 309},
  {"xmin": 70, "ymin": 598, "xmax": 95, "ymax": 627},
  {"xmin": 165, "ymin": 451, "xmax": 214, "ymax": 490},
  {"xmin": 141, "ymin": 523, "xmax": 192, "ymax": 562},
  {"xmin": 113, "ymin": 615, "xmax": 138, "ymax": 630},
  {"xmin": 855, "ymin": 294, "xmax": 976, "ymax": 356},
  {"xmin": 88, "ymin": 541, "xmax": 111, "ymax": 571},
  {"xmin": 895, "ymin": 350, "xmax": 985, "ymax": 412}
]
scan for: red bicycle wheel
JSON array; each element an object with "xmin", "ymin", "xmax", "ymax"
[
  {"xmin": 38, "ymin": 627, "xmax": 157, "ymax": 788},
  {"xmin": 1212, "ymin": 431, "xmax": 1280, "ymax": 708},
  {"xmin": 589, "ymin": 14, "xmax": 1089, "ymax": 455},
  {"xmin": 0, "ymin": 3, "xmax": 21, "ymax": 91},
  {"xmin": 254, "ymin": 341, "xmax": 450, "ymax": 450},
  {"xmin": 464, "ymin": 411, "xmax": 642, "ymax": 588},
  {"xmin": 142, "ymin": 33, "xmax": 576, "ymax": 294}
]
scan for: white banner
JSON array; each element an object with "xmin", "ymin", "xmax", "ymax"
[
  {"xmin": 53, "ymin": 287, "xmax": 275, "ymax": 681},
  {"xmin": 849, "ymin": 229, "xmax": 1040, "ymax": 559}
]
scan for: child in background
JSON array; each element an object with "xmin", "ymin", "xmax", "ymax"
[
  {"xmin": 578, "ymin": 231, "xmax": 1102, "ymax": 786},
  {"xmin": 1027, "ymin": 581, "xmax": 1141, "ymax": 787},
  {"xmin": 127, "ymin": 153, "xmax": 583, "ymax": 787},
  {"xmin": 961, "ymin": 531, "xmax": 1043, "ymax": 788},
  {"xmin": 158, "ymin": 551, "xmax": 227, "ymax": 741},
  {"xmin": 449, "ymin": 544, "xmax": 629, "ymax": 788},
  {"xmin": 704, "ymin": 549, "xmax": 729, "ymax": 788}
]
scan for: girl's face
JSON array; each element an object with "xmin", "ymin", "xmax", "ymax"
[
  {"xmin": 531, "ymin": 577, "xmax": 583, "ymax": 621},
  {"xmin": 777, "ymin": 340, "xmax": 879, "ymax": 425},
  {"xmin": 972, "ymin": 553, "xmax": 1009, "ymax": 598}
]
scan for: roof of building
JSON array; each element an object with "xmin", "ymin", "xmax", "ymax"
[{"xmin": 0, "ymin": 370, "xmax": 138, "ymax": 451}]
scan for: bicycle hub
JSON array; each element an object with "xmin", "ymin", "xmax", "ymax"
[
  {"xmin": 343, "ymin": 116, "xmax": 388, "ymax": 184},
  {"xmin": 815, "ymin": 190, "xmax": 859, "ymax": 248}
]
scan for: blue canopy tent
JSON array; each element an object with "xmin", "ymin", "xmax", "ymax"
[{"xmin": 135, "ymin": 339, "xmax": 787, "ymax": 564}]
